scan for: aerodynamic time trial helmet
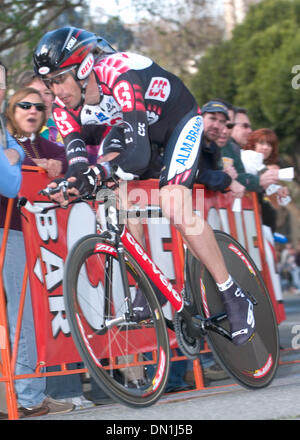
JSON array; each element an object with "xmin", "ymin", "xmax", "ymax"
[{"xmin": 33, "ymin": 26, "xmax": 116, "ymax": 80}]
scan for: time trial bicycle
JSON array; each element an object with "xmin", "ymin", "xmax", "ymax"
[{"xmin": 21, "ymin": 178, "xmax": 279, "ymax": 408}]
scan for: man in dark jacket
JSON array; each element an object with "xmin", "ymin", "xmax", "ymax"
[{"xmin": 197, "ymin": 100, "xmax": 244, "ymax": 197}]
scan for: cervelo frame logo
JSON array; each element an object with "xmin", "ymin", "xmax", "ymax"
[
  {"xmin": 228, "ymin": 243, "xmax": 256, "ymax": 276},
  {"xmin": 123, "ymin": 230, "xmax": 183, "ymax": 310}
]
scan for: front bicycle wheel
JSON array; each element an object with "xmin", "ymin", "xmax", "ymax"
[
  {"xmin": 186, "ymin": 230, "xmax": 279, "ymax": 389},
  {"xmin": 63, "ymin": 234, "xmax": 170, "ymax": 408}
]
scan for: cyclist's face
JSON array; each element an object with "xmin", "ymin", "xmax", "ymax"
[{"xmin": 43, "ymin": 69, "xmax": 81, "ymax": 109}]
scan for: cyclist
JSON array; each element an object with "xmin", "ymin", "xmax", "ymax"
[{"xmin": 33, "ymin": 26, "xmax": 255, "ymax": 345}]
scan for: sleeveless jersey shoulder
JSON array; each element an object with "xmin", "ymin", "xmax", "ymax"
[{"xmin": 93, "ymin": 52, "xmax": 153, "ymax": 89}]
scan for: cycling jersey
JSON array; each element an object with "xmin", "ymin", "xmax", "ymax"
[{"xmin": 52, "ymin": 52, "xmax": 203, "ymax": 187}]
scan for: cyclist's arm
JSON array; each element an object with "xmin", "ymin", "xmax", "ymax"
[
  {"xmin": 106, "ymin": 70, "xmax": 151, "ymax": 176},
  {"xmin": 52, "ymin": 104, "xmax": 90, "ymax": 172}
]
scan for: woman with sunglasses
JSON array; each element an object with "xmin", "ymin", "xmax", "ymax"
[
  {"xmin": 6, "ymin": 87, "xmax": 67, "ymax": 178},
  {"xmin": 17, "ymin": 71, "xmax": 63, "ymax": 146},
  {"xmin": 0, "ymin": 87, "xmax": 72, "ymax": 418}
]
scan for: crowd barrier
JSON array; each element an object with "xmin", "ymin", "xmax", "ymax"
[{"xmin": 0, "ymin": 167, "xmax": 286, "ymax": 419}]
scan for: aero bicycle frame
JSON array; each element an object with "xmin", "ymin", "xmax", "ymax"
[
  {"xmin": 115, "ymin": 226, "xmax": 184, "ymax": 312},
  {"xmin": 20, "ymin": 193, "xmax": 184, "ymax": 313}
]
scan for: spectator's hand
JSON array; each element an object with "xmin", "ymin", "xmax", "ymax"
[
  {"xmin": 46, "ymin": 159, "xmax": 63, "ymax": 178},
  {"xmin": 267, "ymin": 164, "xmax": 280, "ymax": 171},
  {"xmin": 224, "ymin": 165, "xmax": 238, "ymax": 180},
  {"xmin": 33, "ymin": 158, "xmax": 62, "ymax": 178},
  {"xmin": 277, "ymin": 186, "xmax": 289, "ymax": 198},
  {"xmin": 229, "ymin": 180, "xmax": 245, "ymax": 198},
  {"xmin": 259, "ymin": 169, "xmax": 279, "ymax": 189}
]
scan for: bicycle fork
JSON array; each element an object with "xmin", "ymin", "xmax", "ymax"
[{"xmin": 103, "ymin": 239, "xmax": 136, "ymax": 329}]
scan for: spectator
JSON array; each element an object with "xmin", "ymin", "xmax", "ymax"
[
  {"xmin": 0, "ymin": 133, "xmax": 24, "ymax": 198},
  {"xmin": 0, "ymin": 61, "xmax": 6, "ymax": 112},
  {"xmin": 295, "ymin": 239, "xmax": 300, "ymax": 292},
  {"xmin": 17, "ymin": 71, "xmax": 107, "ymax": 163},
  {"xmin": 230, "ymin": 107, "xmax": 252, "ymax": 153},
  {"xmin": 279, "ymin": 243, "xmax": 300, "ymax": 294},
  {"xmin": 296, "ymin": 239, "xmax": 300, "ymax": 269},
  {"xmin": 6, "ymin": 88, "xmax": 67, "ymax": 177},
  {"xmin": 221, "ymin": 108, "xmax": 279, "ymax": 193},
  {"xmin": 17, "ymin": 71, "xmax": 63, "ymax": 145},
  {"xmin": 243, "ymin": 128, "xmax": 290, "ymax": 232},
  {"xmin": 215, "ymin": 100, "xmax": 245, "ymax": 183},
  {"xmin": 0, "ymin": 61, "xmax": 25, "ymax": 414},
  {"xmin": 0, "ymin": 87, "xmax": 73, "ymax": 418},
  {"xmin": 197, "ymin": 100, "xmax": 245, "ymax": 198},
  {"xmin": 0, "ymin": 62, "xmax": 25, "ymax": 198}
]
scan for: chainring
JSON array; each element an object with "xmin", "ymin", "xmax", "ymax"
[{"xmin": 173, "ymin": 312, "xmax": 202, "ymax": 360}]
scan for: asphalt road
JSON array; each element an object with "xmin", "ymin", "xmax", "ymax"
[{"xmin": 29, "ymin": 293, "xmax": 300, "ymax": 423}]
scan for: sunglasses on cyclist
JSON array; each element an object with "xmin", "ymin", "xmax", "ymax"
[
  {"xmin": 42, "ymin": 67, "xmax": 74, "ymax": 88},
  {"xmin": 16, "ymin": 101, "xmax": 46, "ymax": 112}
]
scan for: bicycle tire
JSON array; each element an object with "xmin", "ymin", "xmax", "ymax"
[
  {"xmin": 185, "ymin": 230, "xmax": 279, "ymax": 389},
  {"xmin": 63, "ymin": 234, "xmax": 170, "ymax": 408}
]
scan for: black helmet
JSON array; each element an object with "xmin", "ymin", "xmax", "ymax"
[{"xmin": 33, "ymin": 26, "xmax": 116, "ymax": 79}]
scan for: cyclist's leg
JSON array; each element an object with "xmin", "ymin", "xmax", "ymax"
[{"xmin": 159, "ymin": 111, "xmax": 255, "ymax": 345}]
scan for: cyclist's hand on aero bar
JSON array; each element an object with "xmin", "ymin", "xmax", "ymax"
[{"xmin": 40, "ymin": 166, "xmax": 101, "ymax": 207}]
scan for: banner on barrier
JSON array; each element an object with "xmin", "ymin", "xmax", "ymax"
[{"xmin": 19, "ymin": 170, "xmax": 285, "ymax": 366}]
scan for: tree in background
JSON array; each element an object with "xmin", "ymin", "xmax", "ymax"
[
  {"xmin": 0, "ymin": 0, "xmax": 87, "ymax": 87},
  {"xmin": 87, "ymin": 16, "xmax": 134, "ymax": 52},
  {"xmin": 130, "ymin": 0, "xmax": 224, "ymax": 81},
  {"xmin": 191, "ymin": 0, "xmax": 300, "ymax": 238},
  {"xmin": 191, "ymin": 0, "xmax": 300, "ymax": 171}
]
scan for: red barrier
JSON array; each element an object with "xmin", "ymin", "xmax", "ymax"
[
  {"xmin": 0, "ymin": 167, "xmax": 285, "ymax": 418},
  {"xmin": 18, "ymin": 169, "xmax": 285, "ymax": 366}
]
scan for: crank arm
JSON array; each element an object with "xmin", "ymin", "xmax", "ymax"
[{"xmin": 203, "ymin": 316, "xmax": 232, "ymax": 341}]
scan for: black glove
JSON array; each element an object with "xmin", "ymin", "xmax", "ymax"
[{"xmin": 66, "ymin": 166, "xmax": 100, "ymax": 195}]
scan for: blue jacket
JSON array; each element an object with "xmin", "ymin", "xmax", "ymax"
[
  {"xmin": 197, "ymin": 139, "xmax": 232, "ymax": 191},
  {"xmin": 0, "ymin": 131, "xmax": 25, "ymax": 198}
]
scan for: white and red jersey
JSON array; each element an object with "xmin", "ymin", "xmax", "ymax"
[{"xmin": 52, "ymin": 52, "xmax": 197, "ymax": 178}]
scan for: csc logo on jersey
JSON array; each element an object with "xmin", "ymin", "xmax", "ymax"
[
  {"xmin": 53, "ymin": 109, "xmax": 77, "ymax": 136},
  {"xmin": 113, "ymin": 81, "xmax": 134, "ymax": 112},
  {"xmin": 145, "ymin": 77, "xmax": 171, "ymax": 102}
]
